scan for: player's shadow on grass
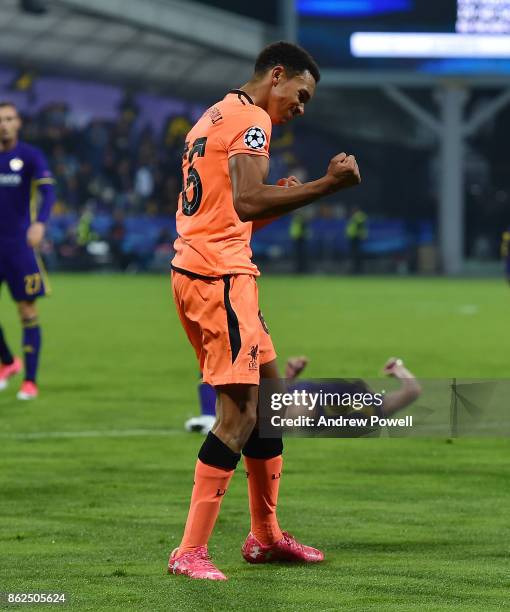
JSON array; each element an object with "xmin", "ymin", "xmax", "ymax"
[
  {"xmin": 329, "ymin": 540, "xmax": 468, "ymax": 553},
  {"xmin": 45, "ymin": 383, "xmax": 94, "ymax": 392}
]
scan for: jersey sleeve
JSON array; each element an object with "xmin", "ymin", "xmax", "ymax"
[
  {"xmin": 225, "ymin": 108, "xmax": 272, "ymax": 159},
  {"xmin": 502, "ymin": 231, "xmax": 510, "ymax": 258},
  {"xmin": 30, "ymin": 148, "xmax": 55, "ymax": 185},
  {"xmin": 29, "ymin": 148, "xmax": 56, "ymax": 223}
]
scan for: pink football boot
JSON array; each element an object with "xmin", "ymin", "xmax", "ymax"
[
  {"xmin": 242, "ymin": 531, "xmax": 324, "ymax": 564},
  {"xmin": 17, "ymin": 380, "xmax": 39, "ymax": 400},
  {"xmin": 168, "ymin": 546, "xmax": 227, "ymax": 581},
  {"xmin": 0, "ymin": 357, "xmax": 22, "ymax": 391}
]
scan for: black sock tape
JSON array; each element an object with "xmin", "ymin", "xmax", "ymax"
[
  {"xmin": 22, "ymin": 317, "xmax": 39, "ymax": 329},
  {"xmin": 198, "ymin": 432, "xmax": 241, "ymax": 470},
  {"xmin": 242, "ymin": 428, "xmax": 283, "ymax": 459}
]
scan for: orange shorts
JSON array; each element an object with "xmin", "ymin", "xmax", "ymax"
[{"xmin": 171, "ymin": 269, "xmax": 277, "ymax": 386}]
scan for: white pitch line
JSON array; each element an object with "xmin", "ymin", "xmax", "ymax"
[
  {"xmin": 1, "ymin": 423, "xmax": 509, "ymax": 441},
  {"xmin": 0, "ymin": 428, "xmax": 182, "ymax": 440}
]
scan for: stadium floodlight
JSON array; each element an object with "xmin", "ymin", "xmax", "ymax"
[
  {"xmin": 19, "ymin": 0, "xmax": 48, "ymax": 14},
  {"xmin": 351, "ymin": 32, "xmax": 510, "ymax": 59}
]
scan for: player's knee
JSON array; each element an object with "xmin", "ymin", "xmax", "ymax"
[{"xmin": 17, "ymin": 301, "xmax": 37, "ymax": 321}]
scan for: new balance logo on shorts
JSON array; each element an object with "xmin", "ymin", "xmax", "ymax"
[{"xmin": 216, "ymin": 488, "xmax": 226, "ymax": 496}]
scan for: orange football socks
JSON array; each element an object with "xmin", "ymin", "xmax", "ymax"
[
  {"xmin": 244, "ymin": 455, "xmax": 283, "ymax": 545},
  {"xmin": 178, "ymin": 459, "xmax": 234, "ymax": 555}
]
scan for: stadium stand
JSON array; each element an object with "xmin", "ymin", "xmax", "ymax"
[{"xmin": 0, "ymin": 65, "xmax": 436, "ymax": 273}]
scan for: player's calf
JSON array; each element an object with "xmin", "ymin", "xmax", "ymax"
[
  {"xmin": 17, "ymin": 306, "xmax": 42, "ymax": 398},
  {"xmin": 170, "ymin": 385, "xmax": 259, "ymax": 578}
]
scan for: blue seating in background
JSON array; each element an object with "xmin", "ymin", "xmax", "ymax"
[{"xmin": 47, "ymin": 215, "xmax": 433, "ymax": 259}]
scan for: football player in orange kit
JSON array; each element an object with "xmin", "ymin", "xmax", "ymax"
[{"xmin": 169, "ymin": 41, "xmax": 361, "ymax": 580}]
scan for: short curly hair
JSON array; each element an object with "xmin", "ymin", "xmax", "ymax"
[{"xmin": 254, "ymin": 41, "xmax": 321, "ymax": 83}]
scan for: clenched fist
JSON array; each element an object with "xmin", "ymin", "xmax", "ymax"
[
  {"xmin": 325, "ymin": 152, "xmax": 361, "ymax": 190},
  {"xmin": 277, "ymin": 175, "xmax": 302, "ymax": 188}
]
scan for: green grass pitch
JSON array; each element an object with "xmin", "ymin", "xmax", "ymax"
[{"xmin": 0, "ymin": 274, "xmax": 509, "ymax": 611}]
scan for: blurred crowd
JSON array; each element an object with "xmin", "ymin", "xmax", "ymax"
[
  {"xmin": 22, "ymin": 100, "xmax": 195, "ymax": 271},
  {"xmin": 25, "ymin": 100, "xmax": 183, "ymax": 217}
]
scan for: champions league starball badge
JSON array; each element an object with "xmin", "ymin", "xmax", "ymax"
[
  {"xmin": 243, "ymin": 126, "xmax": 266, "ymax": 150},
  {"xmin": 9, "ymin": 158, "xmax": 24, "ymax": 171}
]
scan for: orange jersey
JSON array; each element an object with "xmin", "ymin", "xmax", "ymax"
[{"xmin": 172, "ymin": 90, "xmax": 272, "ymax": 277}]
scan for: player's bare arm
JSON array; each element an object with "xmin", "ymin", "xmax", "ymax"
[
  {"xmin": 229, "ymin": 151, "xmax": 360, "ymax": 222},
  {"xmin": 251, "ymin": 176, "xmax": 302, "ymax": 232},
  {"xmin": 381, "ymin": 358, "xmax": 422, "ymax": 415}
]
